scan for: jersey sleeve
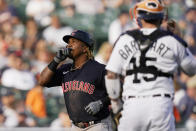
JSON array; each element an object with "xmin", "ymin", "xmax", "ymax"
[
  {"xmin": 106, "ymin": 35, "xmax": 129, "ymax": 74},
  {"xmin": 175, "ymin": 37, "xmax": 196, "ymax": 76},
  {"xmin": 45, "ymin": 64, "xmax": 70, "ymax": 87},
  {"xmin": 179, "ymin": 48, "xmax": 196, "ymax": 76}
]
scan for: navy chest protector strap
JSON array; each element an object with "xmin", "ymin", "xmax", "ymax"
[{"xmin": 125, "ymin": 29, "xmax": 173, "ymax": 78}]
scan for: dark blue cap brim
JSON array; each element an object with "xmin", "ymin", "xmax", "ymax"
[
  {"xmin": 63, "ymin": 35, "xmax": 74, "ymax": 44},
  {"xmin": 63, "ymin": 35, "xmax": 88, "ymax": 46},
  {"xmin": 63, "ymin": 35, "xmax": 90, "ymax": 47}
]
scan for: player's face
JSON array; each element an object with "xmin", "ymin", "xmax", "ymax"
[{"xmin": 67, "ymin": 37, "xmax": 87, "ymax": 59}]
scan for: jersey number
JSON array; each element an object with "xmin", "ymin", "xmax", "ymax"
[{"xmin": 128, "ymin": 56, "xmax": 157, "ymax": 83}]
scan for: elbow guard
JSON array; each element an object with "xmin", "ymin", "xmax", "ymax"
[
  {"xmin": 105, "ymin": 76, "xmax": 121, "ymax": 100},
  {"xmin": 181, "ymin": 57, "xmax": 196, "ymax": 76}
]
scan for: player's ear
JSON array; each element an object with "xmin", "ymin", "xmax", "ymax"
[
  {"xmin": 82, "ymin": 43, "xmax": 89, "ymax": 53},
  {"xmin": 83, "ymin": 46, "xmax": 90, "ymax": 54}
]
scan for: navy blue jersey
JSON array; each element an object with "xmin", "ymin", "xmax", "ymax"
[{"xmin": 46, "ymin": 59, "xmax": 110, "ymax": 122}]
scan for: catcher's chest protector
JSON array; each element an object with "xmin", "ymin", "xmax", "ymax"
[{"xmin": 124, "ymin": 29, "xmax": 181, "ymax": 80}]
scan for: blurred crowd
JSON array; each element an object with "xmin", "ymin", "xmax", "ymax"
[{"xmin": 0, "ymin": 0, "xmax": 195, "ymax": 130}]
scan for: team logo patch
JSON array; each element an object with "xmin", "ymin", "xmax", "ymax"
[
  {"xmin": 71, "ymin": 30, "xmax": 78, "ymax": 36},
  {"xmin": 71, "ymin": 32, "xmax": 75, "ymax": 36},
  {"xmin": 62, "ymin": 80, "xmax": 95, "ymax": 94}
]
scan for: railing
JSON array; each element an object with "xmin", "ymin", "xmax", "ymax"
[
  {"xmin": 0, "ymin": 127, "xmax": 71, "ymax": 131},
  {"xmin": 0, "ymin": 127, "xmax": 189, "ymax": 131}
]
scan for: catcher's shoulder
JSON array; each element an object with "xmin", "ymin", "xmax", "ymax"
[
  {"xmin": 113, "ymin": 28, "xmax": 139, "ymax": 46},
  {"xmin": 160, "ymin": 29, "xmax": 188, "ymax": 47},
  {"xmin": 122, "ymin": 28, "xmax": 140, "ymax": 36}
]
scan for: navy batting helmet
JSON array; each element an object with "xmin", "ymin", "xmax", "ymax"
[{"xmin": 63, "ymin": 30, "xmax": 94, "ymax": 50}]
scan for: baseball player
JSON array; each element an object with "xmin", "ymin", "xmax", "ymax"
[
  {"xmin": 105, "ymin": 0, "xmax": 196, "ymax": 131},
  {"xmin": 39, "ymin": 30, "xmax": 112, "ymax": 131}
]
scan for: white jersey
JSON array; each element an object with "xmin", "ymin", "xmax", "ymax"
[{"xmin": 106, "ymin": 28, "xmax": 196, "ymax": 97}]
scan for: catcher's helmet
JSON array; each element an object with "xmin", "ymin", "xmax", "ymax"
[{"xmin": 130, "ymin": 0, "xmax": 164, "ymax": 21}]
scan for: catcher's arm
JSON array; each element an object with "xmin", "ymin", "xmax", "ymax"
[
  {"xmin": 105, "ymin": 71, "xmax": 123, "ymax": 129},
  {"xmin": 105, "ymin": 71, "xmax": 121, "ymax": 100}
]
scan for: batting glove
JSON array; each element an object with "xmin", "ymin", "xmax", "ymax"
[
  {"xmin": 85, "ymin": 100, "xmax": 103, "ymax": 115},
  {"xmin": 54, "ymin": 48, "xmax": 72, "ymax": 63}
]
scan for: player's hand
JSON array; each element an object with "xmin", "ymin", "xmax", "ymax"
[
  {"xmin": 167, "ymin": 19, "xmax": 182, "ymax": 37},
  {"xmin": 54, "ymin": 48, "xmax": 72, "ymax": 63},
  {"xmin": 85, "ymin": 100, "xmax": 103, "ymax": 115}
]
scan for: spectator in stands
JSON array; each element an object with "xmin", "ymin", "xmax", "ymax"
[
  {"xmin": 42, "ymin": 15, "xmax": 73, "ymax": 48},
  {"xmin": 173, "ymin": 77, "xmax": 195, "ymax": 127},
  {"xmin": 95, "ymin": 42, "xmax": 113, "ymax": 65},
  {"xmin": 17, "ymin": 112, "xmax": 28, "ymax": 127},
  {"xmin": 108, "ymin": 10, "xmax": 136, "ymax": 44},
  {"xmin": 72, "ymin": 0, "xmax": 104, "ymax": 15},
  {"xmin": 58, "ymin": 0, "xmax": 78, "ymax": 28},
  {"xmin": 0, "ymin": 103, "xmax": 5, "ymax": 127},
  {"xmin": 1, "ymin": 51, "xmax": 36, "ymax": 90},
  {"xmin": 31, "ymin": 39, "xmax": 53, "ymax": 74},
  {"xmin": 166, "ymin": 0, "xmax": 185, "ymax": 21},
  {"xmin": 185, "ymin": 0, "xmax": 196, "ymax": 7},
  {"xmin": 186, "ymin": 103, "xmax": 196, "ymax": 131},
  {"xmin": 24, "ymin": 18, "xmax": 41, "ymax": 56},
  {"xmin": 179, "ymin": 8, "xmax": 196, "ymax": 55},
  {"xmin": 1, "ymin": 88, "xmax": 19, "ymax": 127},
  {"xmin": 25, "ymin": 0, "xmax": 55, "ymax": 27},
  {"xmin": 0, "ymin": 0, "xmax": 18, "ymax": 25},
  {"xmin": 185, "ymin": 8, "xmax": 196, "ymax": 43},
  {"xmin": 0, "ymin": 34, "xmax": 9, "ymax": 69},
  {"xmin": 50, "ymin": 109, "xmax": 71, "ymax": 129},
  {"xmin": 26, "ymin": 84, "xmax": 50, "ymax": 126},
  {"xmin": 11, "ymin": 37, "xmax": 24, "ymax": 51},
  {"xmin": 16, "ymin": 111, "xmax": 37, "ymax": 127},
  {"xmin": 26, "ymin": 85, "xmax": 47, "ymax": 119},
  {"xmin": 60, "ymin": 0, "xmax": 75, "ymax": 17},
  {"xmin": 102, "ymin": 0, "xmax": 128, "ymax": 9},
  {"xmin": 12, "ymin": 16, "xmax": 25, "ymax": 39},
  {"xmin": 185, "ymin": 75, "xmax": 196, "ymax": 131}
]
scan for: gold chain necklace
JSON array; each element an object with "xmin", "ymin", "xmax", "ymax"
[{"xmin": 71, "ymin": 60, "xmax": 89, "ymax": 71}]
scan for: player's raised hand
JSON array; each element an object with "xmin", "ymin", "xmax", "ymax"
[
  {"xmin": 85, "ymin": 100, "xmax": 103, "ymax": 115},
  {"xmin": 54, "ymin": 48, "xmax": 72, "ymax": 63}
]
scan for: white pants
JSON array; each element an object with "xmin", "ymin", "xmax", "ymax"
[
  {"xmin": 118, "ymin": 96, "xmax": 175, "ymax": 131},
  {"xmin": 71, "ymin": 115, "xmax": 113, "ymax": 131}
]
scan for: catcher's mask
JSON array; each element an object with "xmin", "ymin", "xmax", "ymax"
[{"xmin": 130, "ymin": 0, "xmax": 164, "ymax": 27}]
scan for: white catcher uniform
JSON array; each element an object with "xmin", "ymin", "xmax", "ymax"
[{"xmin": 106, "ymin": 28, "xmax": 196, "ymax": 131}]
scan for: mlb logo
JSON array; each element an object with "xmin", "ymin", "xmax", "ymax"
[{"xmin": 71, "ymin": 32, "xmax": 75, "ymax": 36}]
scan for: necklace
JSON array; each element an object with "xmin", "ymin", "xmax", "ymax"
[{"xmin": 70, "ymin": 60, "xmax": 89, "ymax": 71}]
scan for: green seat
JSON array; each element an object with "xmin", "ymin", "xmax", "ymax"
[{"xmin": 93, "ymin": 8, "xmax": 119, "ymax": 50}]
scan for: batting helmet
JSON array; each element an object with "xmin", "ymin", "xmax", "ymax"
[
  {"xmin": 130, "ymin": 0, "xmax": 164, "ymax": 21},
  {"xmin": 63, "ymin": 30, "xmax": 94, "ymax": 50}
]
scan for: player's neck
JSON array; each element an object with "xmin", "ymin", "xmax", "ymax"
[
  {"xmin": 142, "ymin": 24, "xmax": 157, "ymax": 28},
  {"xmin": 142, "ymin": 22, "xmax": 158, "ymax": 28},
  {"xmin": 73, "ymin": 56, "xmax": 89, "ymax": 70}
]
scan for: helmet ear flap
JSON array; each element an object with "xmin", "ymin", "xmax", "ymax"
[
  {"xmin": 129, "ymin": 8, "xmax": 134, "ymax": 20},
  {"xmin": 129, "ymin": 5, "xmax": 138, "ymax": 20},
  {"xmin": 136, "ymin": 17, "xmax": 143, "ymax": 28},
  {"xmin": 130, "ymin": 5, "xmax": 142, "ymax": 28}
]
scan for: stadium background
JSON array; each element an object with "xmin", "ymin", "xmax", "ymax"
[{"xmin": 0, "ymin": 0, "xmax": 196, "ymax": 130}]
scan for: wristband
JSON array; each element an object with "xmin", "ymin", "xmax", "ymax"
[
  {"xmin": 54, "ymin": 57, "xmax": 61, "ymax": 63},
  {"xmin": 48, "ymin": 59, "xmax": 59, "ymax": 72}
]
